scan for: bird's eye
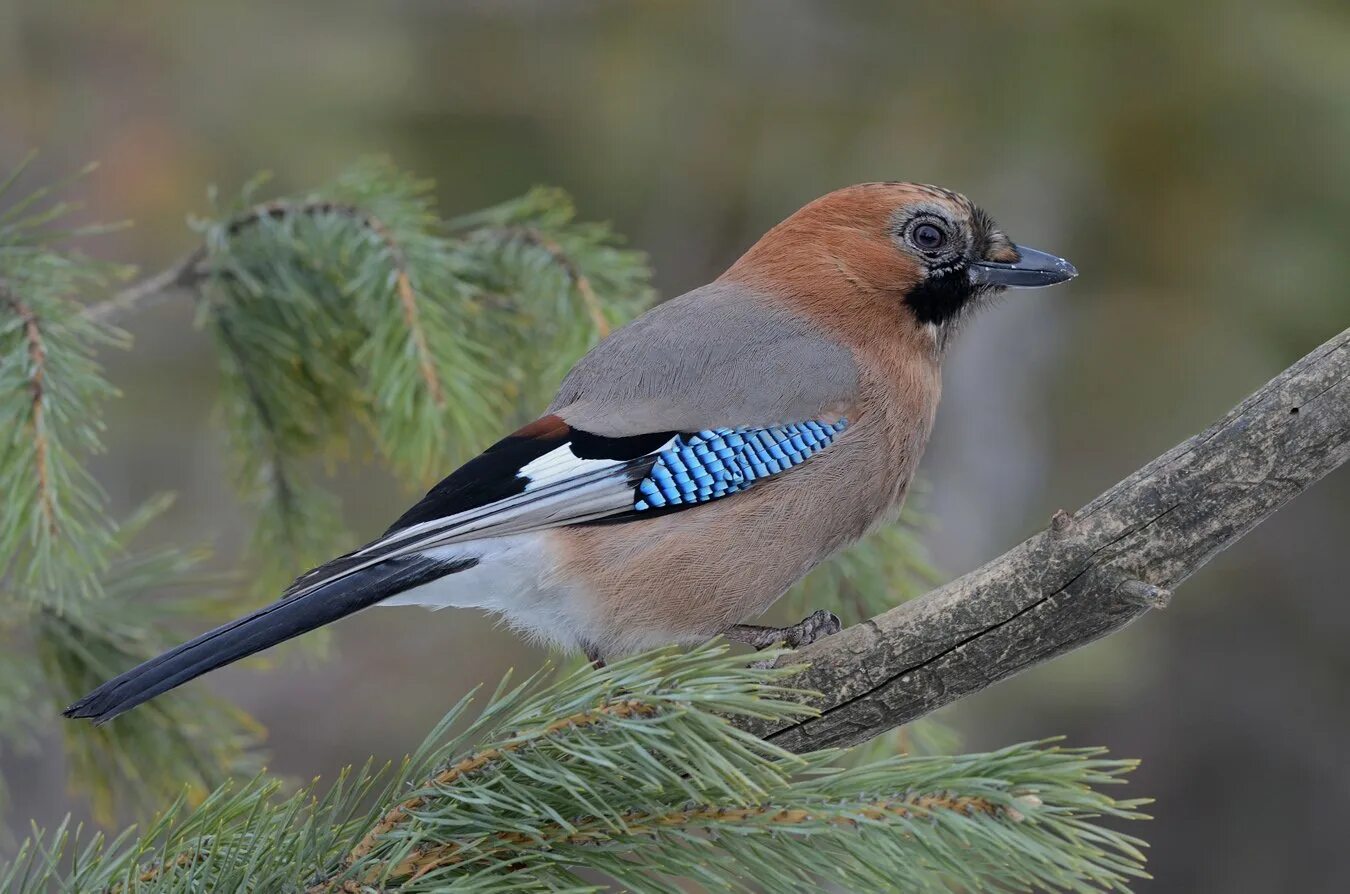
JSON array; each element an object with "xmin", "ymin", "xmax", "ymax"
[{"xmin": 911, "ymin": 222, "xmax": 947, "ymax": 251}]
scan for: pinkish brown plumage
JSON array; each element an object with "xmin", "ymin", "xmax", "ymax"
[{"xmin": 67, "ymin": 183, "xmax": 1076, "ymax": 723}]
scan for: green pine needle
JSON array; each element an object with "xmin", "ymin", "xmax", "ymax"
[
  {"xmin": 0, "ymin": 159, "xmax": 129, "ymax": 607},
  {"xmin": 1, "ymin": 645, "xmax": 1150, "ymax": 893},
  {"xmin": 32, "ymin": 497, "xmax": 265, "ymax": 825}
]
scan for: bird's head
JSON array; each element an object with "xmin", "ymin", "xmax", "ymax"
[{"xmin": 723, "ymin": 182, "xmax": 1076, "ymax": 346}]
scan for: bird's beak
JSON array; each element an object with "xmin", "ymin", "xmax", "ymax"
[{"xmin": 969, "ymin": 244, "xmax": 1078, "ymax": 289}]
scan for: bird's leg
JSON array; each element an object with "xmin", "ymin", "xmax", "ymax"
[
  {"xmin": 724, "ymin": 609, "xmax": 843, "ymax": 652},
  {"xmin": 583, "ymin": 643, "xmax": 606, "ymax": 670}
]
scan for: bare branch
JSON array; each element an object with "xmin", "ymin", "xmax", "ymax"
[
  {"xmin": 80, "ymin": 250, "xmax": 205, "ymax": 326},
  {"xmin": 746, "ymin": 327, "xmax": 1350, "ymax": 753}
]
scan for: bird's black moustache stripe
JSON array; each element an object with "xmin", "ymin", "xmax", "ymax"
[{"xmin": 905, "ymin": 268, "xmax": 976, "ymax": 326}]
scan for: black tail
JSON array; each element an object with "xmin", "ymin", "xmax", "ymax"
[{"xmin": 64, "ymin": 555, "xmax": 476, "ymax": 724}]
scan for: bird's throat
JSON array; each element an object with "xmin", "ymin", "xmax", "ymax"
[{"xmin": 904, "ymin": 269, "xmax": 975, "ymax": 327}]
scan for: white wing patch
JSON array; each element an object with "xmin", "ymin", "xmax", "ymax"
[
  {"xmin": 519, "ymin": 442, "xmax": 630, "ymax": 491},
  {"xmin": 305, "ymin": 446, "xmax": 658, "ymax": 603},
  {"xmin": 355, "ymin": 441, "xmax": 664, "ymax": 560}
]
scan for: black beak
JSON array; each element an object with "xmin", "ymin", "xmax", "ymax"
[{"xmin": 969, "ymin": 244, "xmax": 1077, "ymax": 289}]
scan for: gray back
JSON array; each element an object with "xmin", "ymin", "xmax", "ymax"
[{"xmin": 550, "ymin": 282, "xmax": 859, "ymax": 436}]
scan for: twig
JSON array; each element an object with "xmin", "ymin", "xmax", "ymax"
[
  {"xmin": 741, "ymin": 327, "xmax": 1350, "ymax": 752},
  {"xmin": 210, "ymin": 312, "xmax": 301, "ymax": 539},
  {"xmin": 312, "ymin": 698, "xmax": 659, "ymax": 891},
  {"xmin": 379, "ymin": 793, "xmax": 1004, "ymax": 884},
  {"xmin": 103, "ymin": 851, "xmax": 203, "ymax": 894},
  {"xmin": 0, "ymin": 280, "xmax": 55, "ymax": 533},
  {"xmin": 82, "ymin": 200, "xmax": 446, "ymax": 407},
  {"xmin": 81, "ymin": 250, "xmax": 206, "ymax": 326},
  {"xmin": 496, "ymin": 226, "xmax": 611, "ymax": 337}
]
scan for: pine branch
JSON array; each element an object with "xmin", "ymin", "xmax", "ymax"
[
  {"xmin": 2, "ymin": 646, "xmax": 1150, "ymax": 894},
  {"xmin": 487, "ymin": 226, "xmax": 612, "ymax": 337},
  {"xmin": 222, "ymin": 197, "xmax": 448, "ymax": 410},
  {"xmin": 32, "ymin": 497, "xmax": 265, "ymax": 824},
  {"xmin": 84, "ymin": 162, "xmax": 655, "ymax": 590},
  {"xmin": 80, "ymin": 254, "xmax": 203, "ymax": 326},
  {"xmin": 83, "ymin": 199, "xmax": 423, "ymax": 332},
  {"xmin": 343, "ymin": 698, "xmax": 661, "ymax": 869},
  {"xmin": 0, "ymin": 165, "xmax": 126, "ymax": 605},
  {"xmin": 376, "ymin": 792, "xmax": 1009, "ymax": 884},
  {"xmin": 746, "ymin": 326, "xmax": 1350, "ymax": 752},
  {"xmin": 0, "ymin": 160, "xmax": 266, "ymax": 821},
  {"xmin": 0, "ymin": 279, "xmax": 119, "ymax": 603},
  {"xmin": 0, "ymin": 285, "xmax": 53, "ymax": 531}
]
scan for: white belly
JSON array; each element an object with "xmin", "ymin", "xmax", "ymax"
[{"xmin": 376, "ymin": 533, "xmax": 594, "ymax": 652}]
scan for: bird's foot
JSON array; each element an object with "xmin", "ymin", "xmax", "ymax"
[
  {"xmin": 583, "ymin": 643, "xmax": 607, "ymax": 670},
  {"xmin": 725, "ymin": 609, "xmax": 843, "ymax": 667}
]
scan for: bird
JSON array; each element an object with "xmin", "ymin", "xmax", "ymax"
[{"xmin": 65, "ymin": 182, "xmax": 1076, "ymax": 724}]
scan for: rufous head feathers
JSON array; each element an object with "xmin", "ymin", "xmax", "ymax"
[{"xmin": 721, "ymin": 182, "xmax": 1075, "ymax": 342}]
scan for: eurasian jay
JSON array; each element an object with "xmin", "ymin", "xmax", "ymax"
[{"xmin": 66, "ymin": 182, "xmax": 1076, "ymax": 723}]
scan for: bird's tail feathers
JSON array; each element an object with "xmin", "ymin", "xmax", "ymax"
[{"xmin": 63, "ymin": 554, "xmax": 477, "ymax": 724}]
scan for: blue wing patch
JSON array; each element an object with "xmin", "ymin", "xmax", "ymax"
[{"xmin": 635, "ymin": 419, "xmax": 847, "ymax": 511}]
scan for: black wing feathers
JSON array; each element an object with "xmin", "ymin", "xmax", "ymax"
[
  {"xmin": 385, "ymin": 416, "xmax": 571, "ymax": 534},
  {"xmin": 568, "ymin": 429, "xmax": 676, "ymax": 460},
  {"xmin": 384, "ymin": 416, "xmax": 675, "ymax": 535}
]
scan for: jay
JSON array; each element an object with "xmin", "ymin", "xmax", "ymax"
[{"xmin": 66, "ymin": 182, "xmax": 1075, "ymax": 723}]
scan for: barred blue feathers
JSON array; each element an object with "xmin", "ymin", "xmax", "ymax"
[{"xmin": 635, "ymin": 419, "xmax": 848, "ymax": 511}]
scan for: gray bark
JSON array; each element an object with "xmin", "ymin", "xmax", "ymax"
[{"xmin": 747, "ymin": 327, "xmax": 1350, "ymax": 753}]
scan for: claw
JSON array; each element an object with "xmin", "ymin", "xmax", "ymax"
[
  {"xmin": 726, "ymin": 608, "xmax": 844, "ymax": 660},
  {"xmin": 787, "ymin": 609, "xmax": 842, "ymax": 647}
]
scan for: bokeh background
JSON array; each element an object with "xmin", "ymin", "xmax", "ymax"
[{"xmin": 2, "ymin": 2, "xmax": 1348, "ymax": 890}]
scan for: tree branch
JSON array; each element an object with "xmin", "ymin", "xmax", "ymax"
[
  {"xmin": 493, "ymin": 226, "xmax": 612, "ymax": 337},
  {"xmin": 747, "ymin": 327, "xmax": 1350, "ymax": 753},
  {"xmin": 0, "ymin": 281, "xmax": 55, "ymax": 533},
  {"xmin": 80, "ymin": 249, "xmax": 206, "ymax": 326},
  {"xmin": 377, "ymin": 793, "xmax": 1006, "ymax": 886}
]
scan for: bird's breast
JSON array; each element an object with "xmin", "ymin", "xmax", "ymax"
[{"xmin": 545, "ymin": 368, "xmax": 939, "ymax": 655}]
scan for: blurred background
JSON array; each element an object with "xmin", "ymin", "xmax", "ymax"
[{"xmin": 1, "ymin": 1, "xmax": 1347, "ymax": 890}]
